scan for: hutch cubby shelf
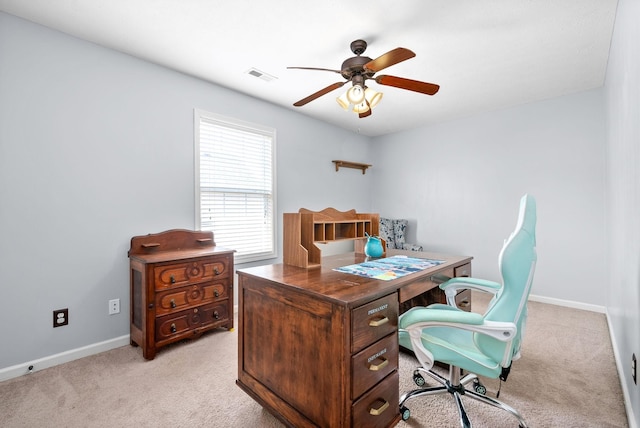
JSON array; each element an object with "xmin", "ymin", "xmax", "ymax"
[
  {"xmin": 283, "ymin": 207, "xmax": 382, "ymax": 268},
  {"xmin": 332, "ymin": 160, "xmax": 372, "ymax": 174}
]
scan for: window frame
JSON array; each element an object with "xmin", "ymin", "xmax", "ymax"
[{"xmin": 194, "ymin": 109, "xmax": 277, "ymax": 264}]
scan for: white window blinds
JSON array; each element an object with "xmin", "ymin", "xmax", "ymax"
[{"xmin": 195, "ymin": 110, "xmax": 276, "ymax": 263}]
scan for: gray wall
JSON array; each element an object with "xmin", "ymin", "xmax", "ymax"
[
  {"xmin": 370, "ymin": 89, "xmax": 606, "ymax": 305},
  {"xmin": 604, "ymin": 0, "xmax": 640, "ymax": 425},
  {"xmin": 0, "ymin": 12, "xmax": 372, "ymax": 369}
]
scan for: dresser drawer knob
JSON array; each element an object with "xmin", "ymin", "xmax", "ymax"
[
  {"xmin": 170, "ymin": 323, "xmax": 176, "ymax": 333},
  {"xmin": 214, "ymin": 267, "xmax": 220, "ymax": 275},
  {"xmin": 170, "ymin": 299, "xmax": 176, "ymax": 308},
  {"xmin": 368, "ymin": 357, "xmax": 389, "ymax": 372},
  {"xmin": 170, "ymin": 275, "xmax": 176, "ymax": 284},
  {"xmin": 148, "ymin": 303, "xmax": 154, "ymax": 309},
  {"xmin": 369, "ymin": 400, "xmax": 389, "ymax": 416},
  {"xmin": 213, "ymin": 311, "xmax": 220, "ymax": 319},
  {"xmin": 369, "ymin": 316, "xmax": 389, "ymax": 327},
  {"xmin": 214, "ymin": 290, "xmax": 220, "ymax": 298}
]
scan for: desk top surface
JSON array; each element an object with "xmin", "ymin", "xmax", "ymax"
[{"xmin": 237, "ymin": 249, "xmax": 472, "ymax": 307}]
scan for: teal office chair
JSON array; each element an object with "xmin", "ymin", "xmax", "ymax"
[{"xmin": 398, "ymin": 194, "xmax": 537, "ymax": 428}]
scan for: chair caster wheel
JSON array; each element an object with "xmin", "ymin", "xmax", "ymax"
[
  {"xmin": 412, "ymin": 372, "xmax": 425, "ymax": 387},
  {"xmin": 473, "ymin": 379, "xmax": 486, "ymax": 395},
  {"xmin": 400, "ymin": 406, "xmax": 410, "ymax": 421}
]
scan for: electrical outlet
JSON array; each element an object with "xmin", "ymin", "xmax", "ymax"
[
  {"xmin": 109, "ymin": 299, "xmax": 120, "ymax": 315},
  {"xmin": 632, "ymin": 353, "xmax": 637, "ymax": 385},
  {"xmin": 53, "ymin": 308, "xmax": 68, "ymax": 327}
]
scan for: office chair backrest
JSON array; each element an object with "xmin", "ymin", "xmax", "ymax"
[{"xmin": 476, "ymin": 194, "xmax": 537, "ymax": 366}]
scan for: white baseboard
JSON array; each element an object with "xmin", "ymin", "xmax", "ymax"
[
  {"xmin": 528, "ymin": 293, "xmax": 606, "ymax": 313},
  {"xmin": 606, "ymin": 312, "xmax": 638, "ymax": 428},
  {"xmin": 0, "ymin": 335, "xmax": 130, "ymax": 382}
]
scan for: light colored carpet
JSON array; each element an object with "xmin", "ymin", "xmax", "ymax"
[{"xmin": 0, "ymin": 292, "xmax": 628, "ymax": 427}]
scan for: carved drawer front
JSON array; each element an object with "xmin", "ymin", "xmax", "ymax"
[
  {"xmin": 154, "ymin": 257, "xmax": 230, "ymax": 290},
  {"xmin": 352, "ymin": 371, "xmax": 399, "ymax": 428},
  {"xmin": 155, "ymin": 302, "xmax": 229, "ymax": 341},
  {"xmin": 155, "ymin": 282, "xmax": 229, "ymax": 315},
  {"xmin": 351, "ymin": 332, "xmax": 398, "ymax": 399},
  {"xmin": 352, "ymin": 293, "xmax": 398, "ymax": 354}
]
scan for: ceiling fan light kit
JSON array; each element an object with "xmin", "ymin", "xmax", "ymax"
[
  {"xmin": 288, "ymin": 39, "xmax": 439, "ymax": 119},
  {"xmin": 337, "ymin": 86, "xmax": 383, "ymax": 115}
]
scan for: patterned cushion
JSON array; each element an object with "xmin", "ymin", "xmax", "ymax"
[
  {"xmin": 379, "ymin": 218, "xmax": 422, "ymax": 251},
  {"xmin": 393, "ymin": 219, "xmax": 408, "ymax": 249},
  {"xmin": 379, "ymin": 217, "xmax": 396, "ymax": 249}
]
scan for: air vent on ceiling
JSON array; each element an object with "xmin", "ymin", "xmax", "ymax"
[{"xmin": 246, "ymin": 68, "xmax": 277, "ymax": 82}]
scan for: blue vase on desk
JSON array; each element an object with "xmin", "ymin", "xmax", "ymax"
[{"xmin": 364, "ymin": 233, "xmax": 384, "ymax": 258}]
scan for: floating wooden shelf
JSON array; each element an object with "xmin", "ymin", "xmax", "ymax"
[{"xmin": 332, "ymin": 160, "xmax": 372, "ymax": 174}]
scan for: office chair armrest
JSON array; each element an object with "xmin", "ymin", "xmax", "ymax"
[
  {"xmin": 439, "ymin": 277, "xmax": 501, "ymax": 307},
  {"xmin": 399, "ymin": 306, "xmax": 483, "ymax": 328},
  {"xmin": 400, "ymin": 307, "xmax": 517, "ymax": 342}
]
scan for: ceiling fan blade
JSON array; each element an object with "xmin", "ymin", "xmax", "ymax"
[
  {"xmin": 374, "ymin": 75, "xmax": 440, "ymax": 95},
  {"xmin": 293, "ymin": 81, "xmax": 346, "ymax": 107},
  {"xmin": 287, "ymin": 66, "xmax": 342, "ymax": 74},
  {"xmin": 364, "ymin": 48, "xmax": 415, "ymax": 73}
]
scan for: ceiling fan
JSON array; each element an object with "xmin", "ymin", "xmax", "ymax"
[{"xmin": 288, "ymin": 39, "xmax": 439, "ymax": 118}]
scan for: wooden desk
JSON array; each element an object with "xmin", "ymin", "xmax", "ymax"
[{"xmin": 236, "ymin": 250, "xmax": 472, "ymax": 428}]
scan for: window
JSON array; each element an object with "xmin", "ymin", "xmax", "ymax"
[{"xmin": 195, "ymin": 110, "xmax": 276, "ymax": 264}]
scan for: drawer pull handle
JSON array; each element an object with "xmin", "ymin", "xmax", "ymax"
[
  {"xmin": 170, "ymin": 275, "xmax": 176, "ymax": 284},
  {"xmin": 213, "ymin": 311, "xmax": 219, "ymax": 319},
  {"xmin": 170, "ymin": 299, "xmax": 176, "ymax": 308},
  {"xmin": 368, "ymin": 357, "xmax": 389, "ymax": 371},
  {"xmin": 170, "ymin": 323, "xmax": 176, "ymax": 333},
  {"xmin": 369, "ymin": 316, "xmax": 389, "ymax": 327},
  {"xmin": 214, "ymin": 290, "xmax": 220, "ymax": 298},
  {"xmin": 369, "ymin": 400, "xmax": 389, "ymax": 416},
  {"xmin": 458, "ymin": 299, "xmax": 470, "ymax": 308},
  {"xmin": 214, "ymin": 267, "xmax": 220, "ymax": 275}
]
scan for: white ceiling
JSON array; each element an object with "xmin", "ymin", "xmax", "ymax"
[{"xmin": 0, "ymin": 0, "xmax": 618, "ymax": 137}]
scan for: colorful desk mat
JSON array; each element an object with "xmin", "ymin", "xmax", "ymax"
[{"xmin": 333, "ymin": 256, "xmax": 444, "ymax": 281}]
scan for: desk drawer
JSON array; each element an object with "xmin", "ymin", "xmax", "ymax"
[
  {"xmin": 454, "ymin": 263, "xmax": 471, "ymax": 278},
  {"xmin": 352, "ymin": 371, "xmax": 399, "ymax": 428},
  {"xmin": 352, "ymin": 333, "xmax": 398, "ymax": 399},
  {"xmin": 352, "ymin": 294, "xmax": 398, "ymax": 354},
  {"xmin": 399, "ymin": 267, "xmax": 454, "ymax": 302}
]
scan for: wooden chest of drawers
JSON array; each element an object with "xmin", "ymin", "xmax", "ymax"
[{"xmin": 128, "ymin": 229, "xmax": 235, "ymax": 360}]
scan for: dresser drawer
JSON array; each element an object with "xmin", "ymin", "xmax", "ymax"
[
  {"xmin": 352, "ymin": 294, "xmax": 398, "ymax": 354},
  {"xmin": 351, "ymin": 332, "xmax": 398, "ymax": 399},
  {"xmin": 154, "ymin": 256, "xmax": 231, "ymax": 290},
  {"xmin": 155, "ymin": 281, "xmax": 229, "ymax": 315},
  {"xmin": 352, "ymin": 371, "xmax": 399, "ymax": 428},
  {"xmin": 155, "ymin": 302, "xmax": 229, "ymax": 342}
]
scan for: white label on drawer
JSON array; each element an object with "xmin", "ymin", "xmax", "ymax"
[
  {"xmin": 367, "ymin": 348, "xmax": 387, "ymax": 363},
  {"xmin": 368, "ymin": 303, "xmax": 388, "ymax": 316}
]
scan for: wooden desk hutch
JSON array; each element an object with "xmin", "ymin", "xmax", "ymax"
[{"xmin": 236, "ymin": 208, "xmax": 472, "ymax": 427}]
